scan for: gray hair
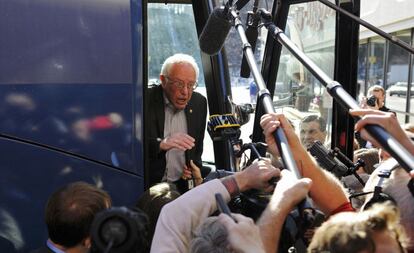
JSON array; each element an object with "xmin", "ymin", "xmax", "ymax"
[
  {"xmin": 160, "ymin": 53, "xmax": 199, "ymax": 80},
  {"xmin": 190, "ymin": 216, "xmax": 230, "ymax": 253}
]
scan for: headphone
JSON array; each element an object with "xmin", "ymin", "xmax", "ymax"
[{"xmin": 362, "ymin": 159, "xmax": 414, "ymax": 210}]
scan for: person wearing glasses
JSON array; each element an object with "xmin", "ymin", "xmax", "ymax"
[{"xmin": 145, "ymin": 53, "xmax": 207, "ymax": 188}]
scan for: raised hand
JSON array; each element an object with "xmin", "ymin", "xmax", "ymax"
[{"xmin": 219, "ymin": 213, "xmax": 265, "ymax": 253}]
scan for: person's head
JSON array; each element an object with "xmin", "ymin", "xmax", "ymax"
[
  {"xmin": 364, "ymin": 166, "xmax": 414, "ymax": 250},
  {"xmin": 136, "ymin": 183, "xmax": 180, "ymax": 244},
  {"xmin": 190, "ymin": 216, "xmax": 230, "ymax": 253},
  {"xmin": 160, "ymin": 53, "xmax": 199, "ymax": 110},
  {"xmin": 308, "ymin": 202, "xmax": 407, "ymax": 253},
  {"xmin": 353, "ymin": 148, "xmax": 379, "ymax": 174},
  {"xmin": 45, "ymin": 182, "xmax": 111, "ymax": 250},
  {"xmin": 368, "ymin": 85, "xmax": 385, "ymax": 106},
  {"xmin": 300, "ymin": 115, "xmax": 327, "ymax": 149}
]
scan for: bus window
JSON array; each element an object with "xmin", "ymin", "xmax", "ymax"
[
  {"xmin": 146, "ymin": 3, "xmax": 213, "ymax": 162},
  {"xmin": 273, "ymin": 2, "xmax": 336, "ymax": 146},
  {"xmin": 219, "ymin": 0, "xmax": 275, "ymax": 145}
]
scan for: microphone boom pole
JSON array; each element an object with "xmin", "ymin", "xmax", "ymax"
[
  {"xmin": 318, "ymin": 0, "xmax": 414, "ymax": 54},
  {"xmin": 229, "ymin": 8, "xmax": 302, "ymax": 179},
  {"xmin": 264, "ymin": 19, "xmax": 414, "ymax": 172},
  {"xmin": 229, "ymin": 12, "xmax": 317, "ymax": 237}
]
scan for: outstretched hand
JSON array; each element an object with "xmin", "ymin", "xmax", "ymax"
[
  {"xmin": 260, "ymin": 113, "xmax": 305, "ymax": 158},
  {"xmin": 235, "ymin": 159, "xmax": 280, "ymax": 193},
  {"xmin": 350, "ymin": 109, "xmax": 414, "ymax": 155},
  {"xmin": 271, "ymin": 169, "xmax": 312, "ymax": 211},
  {"xmin": 160, "ymin": 132, "xmax": 195, "ymax": 151}
]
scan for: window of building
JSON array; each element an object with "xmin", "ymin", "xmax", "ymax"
[
  {"xmin": 367, "ymin": 37, "xmax": 385, "ymax": 89},
  {"xmin": 385, "ymin": 30, "xmax": 411, "ymax": 122},
  {"xmin": 357, "ymin": 41, "xmax": 368, "ymax": 99}
]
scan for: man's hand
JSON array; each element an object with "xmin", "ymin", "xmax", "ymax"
[
  {"xmin": 270, "ymin": 170, "xmax": 312, "ymax": 212},
  {"xmin": 360, "ymin": 96, "xmax": 368, "ymax": 109},
  {"xmin": 259, "ymin": 113, "xmax": 349, "ymax": 216},
  {"xmin": 260, "ymin": 113, "xmax": 304, "ymax": 158},
  {"xmin": 219, "ymin": 213, "xmax": 265, "ymax": 253},
  {"xmin": 235, "ymin": 159, "xmax": 280, "ymax": 192},
  {"xmin": 159, "ymin": 132, "xmax": 195, "ymax": 151},
  {"xmin": 257, "ymin": 169, "xmax": 312, "ymax": 253},
  {"xmin": 350, "ymin": 109, "xmax": 414, "ymax": 155}
]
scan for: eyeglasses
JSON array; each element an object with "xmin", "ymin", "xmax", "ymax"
[
  {"xmin": 349, "ymin": 190, "xmax": 374, "ymax": 209},
  {"xmin": 165, "ymin": 76, "xmax": 198, "ymax": 91}
]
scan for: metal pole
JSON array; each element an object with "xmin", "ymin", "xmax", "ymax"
[{"xmin": 266, "ymin": 23, "xmax": 414, "ymax": 172}]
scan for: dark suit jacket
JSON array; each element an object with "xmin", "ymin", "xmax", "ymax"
[
  {"xmin": 30, "ymin": 246, "xmax": 54, "ymax": 253},
  {"xmin": 145, "ymin": 85, "xmax": 207, "ymax": 187}
]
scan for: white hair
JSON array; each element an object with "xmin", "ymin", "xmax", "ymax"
[
  {"xmin": 160, "ymin": 53, "xmax": 199, "ymax": 80},
  {"xmin": 190, "ymin": 216, "xmax": 230, "ymax": 253}
]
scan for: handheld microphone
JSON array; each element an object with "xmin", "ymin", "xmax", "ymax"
[{"xmin": 199, "ymin": 6, "xmax": 232, "ymax": 55}]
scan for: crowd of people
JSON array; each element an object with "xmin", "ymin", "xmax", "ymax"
[{"xmin": 30, "ymin": 53, "xmax": 414, "ymax": 253}]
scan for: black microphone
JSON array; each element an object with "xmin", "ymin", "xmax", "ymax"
[
  {"xmin": 199, "ymin": 6, "xmax": 232, "ymax": 55},
  {"xmin": 308, "ymin": 141, "xmax": 349, "ymax": 178},
  {"xmin": 240, "ymin": 7, "xmax": 260, "ymax": 77}
]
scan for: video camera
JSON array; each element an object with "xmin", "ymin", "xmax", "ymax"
[
  {"xmin": 308, "ymin": 141, "xmax": 350, "ymax": 178},
  {"xmin": 308, "ymin": 141, "xmax": 366, "ymax": 186},
  {"xmin": 207, "ymin": 114, "xmax": 241, "ymax": 142},
  {"xmin": 90, "ymin": 207, "xmax": 149, "ymax": 253}
]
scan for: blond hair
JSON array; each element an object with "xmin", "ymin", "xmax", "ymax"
[
  {"xmin": 368, "ymin": 85, "xmax": 385, "ymax": 96},
  {"xmin": 308, "ymin": 202, "xmax": 408, "ymax": 253}
]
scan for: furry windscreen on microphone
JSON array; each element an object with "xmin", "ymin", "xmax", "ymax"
[{"xmin": 199, "ymin": 6, "xmax": 232, "ymax": 55}]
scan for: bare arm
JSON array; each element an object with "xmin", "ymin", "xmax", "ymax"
[
  {"xmin": 350, "ymin": 109, "xmax": 414, "ymax": 155},
  {"xmin": 260, "ymin": 113, "xmax": 348, "ymax": 214},
  {"xmin": 257, "ymin": 170, "xmax": 312, "ymax": 253}
]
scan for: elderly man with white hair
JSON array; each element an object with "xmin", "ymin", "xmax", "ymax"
[{"xmin": 145, "ymin": 53, "xmax": 207, "ymax": 188}]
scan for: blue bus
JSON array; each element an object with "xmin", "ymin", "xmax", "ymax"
[{"xmin": 2, "ymin": 0, "xmax": 411, "ymax": 251}]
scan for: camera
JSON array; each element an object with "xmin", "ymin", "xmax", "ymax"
[
  {"xmin": 90, "ymin": 206, "xmax": 149, "ymax": 253},
  {"xmin": 366, "ymin": 95, "xmax": 378, "ymax": 107}
]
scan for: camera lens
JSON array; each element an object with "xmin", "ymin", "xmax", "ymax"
[{"xmin": 367, "ymin": 95, "xmax": 377, "ymax": 107}]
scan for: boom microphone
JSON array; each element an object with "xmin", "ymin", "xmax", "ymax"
[{"xmin": 199, "ymin": 6, "xmax": 232, "ymax": 55}]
